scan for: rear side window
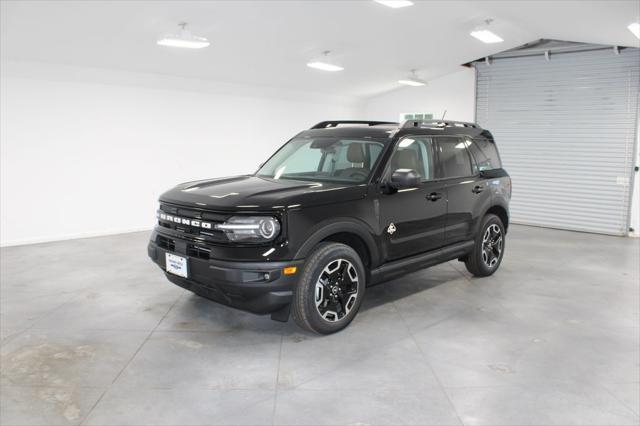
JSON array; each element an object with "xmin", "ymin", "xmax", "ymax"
[
  {"xmin": 466, "ymin": 137, "xmax": 502, "ymax": 171},
  {"xmin": 437, "ymin": 138, "xmax": 474, "ymax": 178}
]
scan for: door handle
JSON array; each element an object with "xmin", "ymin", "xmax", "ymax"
[
  {"xmin": 426, "ymin": 192, "xmax": 442, "ymax": 201},
  {"xmin": 472, "ymin": 185, "xmax": 484, "ymax": 194}
]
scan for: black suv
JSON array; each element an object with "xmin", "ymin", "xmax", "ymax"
[{"xmin": 148, "ymin": 120, "xmax": 511, "ymax": 334}]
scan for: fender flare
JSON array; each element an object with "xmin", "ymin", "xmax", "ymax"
[
  {"xmin": 477, "ymin": 200, "xmax": 510, "ymax": 235},
  {"xmin": 294, "ymin": 218, "xmax": 380, "ymax": 266}
]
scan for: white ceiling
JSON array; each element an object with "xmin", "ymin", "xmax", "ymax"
[{"xmin": 2, "ymin": 0, "xmax": 639, "ymax": 98}]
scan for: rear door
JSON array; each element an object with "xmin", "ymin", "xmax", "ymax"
[
  {"xmin": 378, "ymin": 136, "xmax": 447, "ymax": 261},
  {"xmin": 436, "ymin": 136, "xmax": 491, "ymax": 245}
]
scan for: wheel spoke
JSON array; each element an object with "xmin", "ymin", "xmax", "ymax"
[
  {"xmin": 338, "ymin": 262, "xmax": 350, "ymax": 284},
  {"xmin": 334, "ymin": 297, "xmax": 343, "ymax": 315},
  {"xmin": 336, "ymin": 293, "xmax": 347, "ymax": 317}
]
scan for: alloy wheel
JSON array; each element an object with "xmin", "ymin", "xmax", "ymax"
[
  {"xmin": 314, "ymin": 258, "xmax": 359, "ymax": 322},
  {"xmin": 482, "ymin": 224, "xmax": 503, "ymax": 268}
]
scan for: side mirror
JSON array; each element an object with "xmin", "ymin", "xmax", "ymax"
[{"xmin": 390, "ymin": 169, "xmax": 421, "ymax": 189}]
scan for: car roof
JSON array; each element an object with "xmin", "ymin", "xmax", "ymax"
[
  {"xmin": 298, "ymin": 120, "xmax": 492, "ymax": 141},
  {"xmin": 300, "ymin": 125, "xmax": 397, "ymax": 140}
]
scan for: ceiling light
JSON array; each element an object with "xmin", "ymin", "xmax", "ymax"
[
  {"xmin": 307, "ymin": 62, "xmax": 344, "ymax": 72},
  {"xmin": 628, "ymin": 23, "xmax": 640, "ymax": 39},
  {"xmin": 470, "ymin": 19, "xmax": 504, "ymax": 44},
  {"xmin": 307, "ymin": 51, "xmax": 344, "ymax": 72},
  {"xmin": 374, "ymin": 0, "xmax": 414, "ymax": 8},
  {"xmin": 398, "ymin": 69, "xmax": 426, "ymax": 86},
  {"xmin": 157, "ymin": 22, "xmax": 210, "ymax": 49},
  {"xmin": 470, "ymin": 30, "xmax": 503, "ymax": 43},
  {"xmin": 398, "ymin": 79, "xmax": 425, "ymax": 86}
]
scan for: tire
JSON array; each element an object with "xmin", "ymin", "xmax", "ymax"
[
  {"xmin": 291, "ymin": 242, "xmax": 366, "ymax": 334},
  {"xmin": 465, "ymin": 214, "xmax": 506, "ymax": 277}
]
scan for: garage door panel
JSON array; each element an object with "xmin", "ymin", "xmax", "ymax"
[
  {"xmin": 479, "ymin": 90, "xmax": 638, "ymax": 99},
  {"xmin": 477, "ymin": 67, "xmax": 640, "ymax": 78},
  {"xmin": 475, "ymin": 47, "xmax": 639, "ymax": 235},
  {"xmin": 513, "ymin": 187, "xmax": 627, "ymax": 202}
]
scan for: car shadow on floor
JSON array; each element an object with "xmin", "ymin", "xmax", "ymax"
[
  {"xmin": 171, "ymin": 263, "xmax": 467, "ymax": 337},
  {"xmin": 360, "ymin": 264, "xmax": 466, "ymax": 312}
]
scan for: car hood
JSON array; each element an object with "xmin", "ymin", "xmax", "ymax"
[{"xmin": 159, "ymin": 175, "xmax": 368, "ymax": 211}]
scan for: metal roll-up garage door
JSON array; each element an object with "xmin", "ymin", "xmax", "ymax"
[{"xmin": 474, "ymin": 45, "xmax": 639, "ymax": 235}]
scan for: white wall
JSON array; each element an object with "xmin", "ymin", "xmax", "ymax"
[
  {"xmin": 362, "ymin": 68, "xmax": 476, "ymax": 123},
  {"xmin": 0, "ymin": 61, "xmax": 362, "ymax": 246},
  {"xmin": 0, "ymin": 64, "xmax": 479, "ymax": 246}
]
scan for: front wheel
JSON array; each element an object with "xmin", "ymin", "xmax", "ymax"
[
  {"xmin": 464, "ymin": 214, "xmax": 505, "ymax": 277},
  {"xmin": 291, "ymin": 242, "xmax": 366, "ymax": 334}
]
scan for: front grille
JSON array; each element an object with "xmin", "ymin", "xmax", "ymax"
[
  {"xmin": 156, "ymin": 235, "xmax": 175, "ymax": 251},
  {"xmin": 186, "ymin": 244, "xmax": 211, "ymax": 260},
  {"xmin": 158, "ymin": 203, "xmax": 230, "ymax": 244},
  {"xmin": 156, "ymin": 230, "xmax": 211, "ymax": 259}
]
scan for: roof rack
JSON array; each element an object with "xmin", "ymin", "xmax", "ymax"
[
  {"xmin": 400, "ymin": 120, "xmax": 480, "ymax": 129},
  {"xmin": 311, "ymin": 120, "xmax": 399, "ymax": 129}
]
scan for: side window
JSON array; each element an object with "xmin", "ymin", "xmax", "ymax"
[
  {"xmin": 437, "ymin": 138, "xmax": 474, "ymax": 178},
  {"xmin": 466, "ymin": 137, "xmax": 502, "ymax": 171},
  {"xmin": 386, "ymin": 137, "xmax": 435, "ymax": 180}
]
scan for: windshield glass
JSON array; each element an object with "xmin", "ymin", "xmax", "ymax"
[{"xmin": 256, "ymin": 137, "xmax": 386, "ymax": 183}]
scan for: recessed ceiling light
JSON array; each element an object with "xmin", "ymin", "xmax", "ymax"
[
  {"xmin": 470, "ymin": 19, "xmax": 504, "ymax": 44},
  {"xmin": 398, "ymin": 79, "xmax": 425, "ymax": 86},
  {"xmin": 307, "ymin": 51, "xmax": 344, "ymax": 72},
  {"xmin": 374, "ymin": 0, "xmax": 414, "ymax": 8},
  {"xmin": 628, "ymin": 22, "xmax": 640, "ymax": 39},
  {"xmin": 398, "ymin": 70, "xmax": 426, "ymax": 86},
  {"xmin": 307, "ymin": 62, "xmax": 344, "ymax": 72},
  {"xmin": 470, "ymin": 29, "xmax": 504, "ymax": 43},
  {"xmin": 157, "ymin": 22, "xmax": 210, "ymax": 49}
]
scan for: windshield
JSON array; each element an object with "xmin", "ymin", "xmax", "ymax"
[{"xmin": 256, "ymin": 137, "xmax": 386, "ymax": 183}]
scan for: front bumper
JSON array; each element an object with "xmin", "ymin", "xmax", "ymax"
[{"xmin": 148, "ymin": 240, "xmax": 302, "ymax": 316}]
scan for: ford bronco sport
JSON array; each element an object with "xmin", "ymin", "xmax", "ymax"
[{"xmin": 148, "ymin": 120, "xmax": 511, "ymax": 334}]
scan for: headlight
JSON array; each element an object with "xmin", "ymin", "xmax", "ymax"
[{"xmin": 215, "ymin": 216, "xmax": 281, "ymax": 242}]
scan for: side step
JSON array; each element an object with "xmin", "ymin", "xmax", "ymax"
[{"xmin": 369, "ymin": 240, "xmax": 474, "ymax": 285}]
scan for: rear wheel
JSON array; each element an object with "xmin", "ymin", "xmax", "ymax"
[
  {"xmin": 292, "ymin": 242, "xmax": 365, "ymax": 334},
  {"xmin": 465, "ymin": 214, "xmax": 505, "ymax": 277}
]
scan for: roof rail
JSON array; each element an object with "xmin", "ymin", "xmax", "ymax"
[
  {"xmin": 311, "ymin": 120, "xmax": 399, "ymax": 129},
  {"xmin": 400, "ymin": 120, "xmax": 480, "ymax": 129}
]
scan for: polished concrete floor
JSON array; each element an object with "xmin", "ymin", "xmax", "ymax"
[{"xmin": 1, "ymin": 225, "xmax": 638, "ymax": 426}]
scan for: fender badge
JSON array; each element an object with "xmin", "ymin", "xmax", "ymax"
[{"xmin": 387, "ymin": 223, "xmax": 396, "ymax": 235}]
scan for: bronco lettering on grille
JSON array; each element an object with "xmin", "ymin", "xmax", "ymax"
[{"xmin": 158, "ymin": 213, "xmax": 213, "ymax": 229}]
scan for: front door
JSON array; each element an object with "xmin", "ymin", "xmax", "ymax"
[{"xmin": 378, "ymin": 136, "xmax": 447, "ymax": 261}]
